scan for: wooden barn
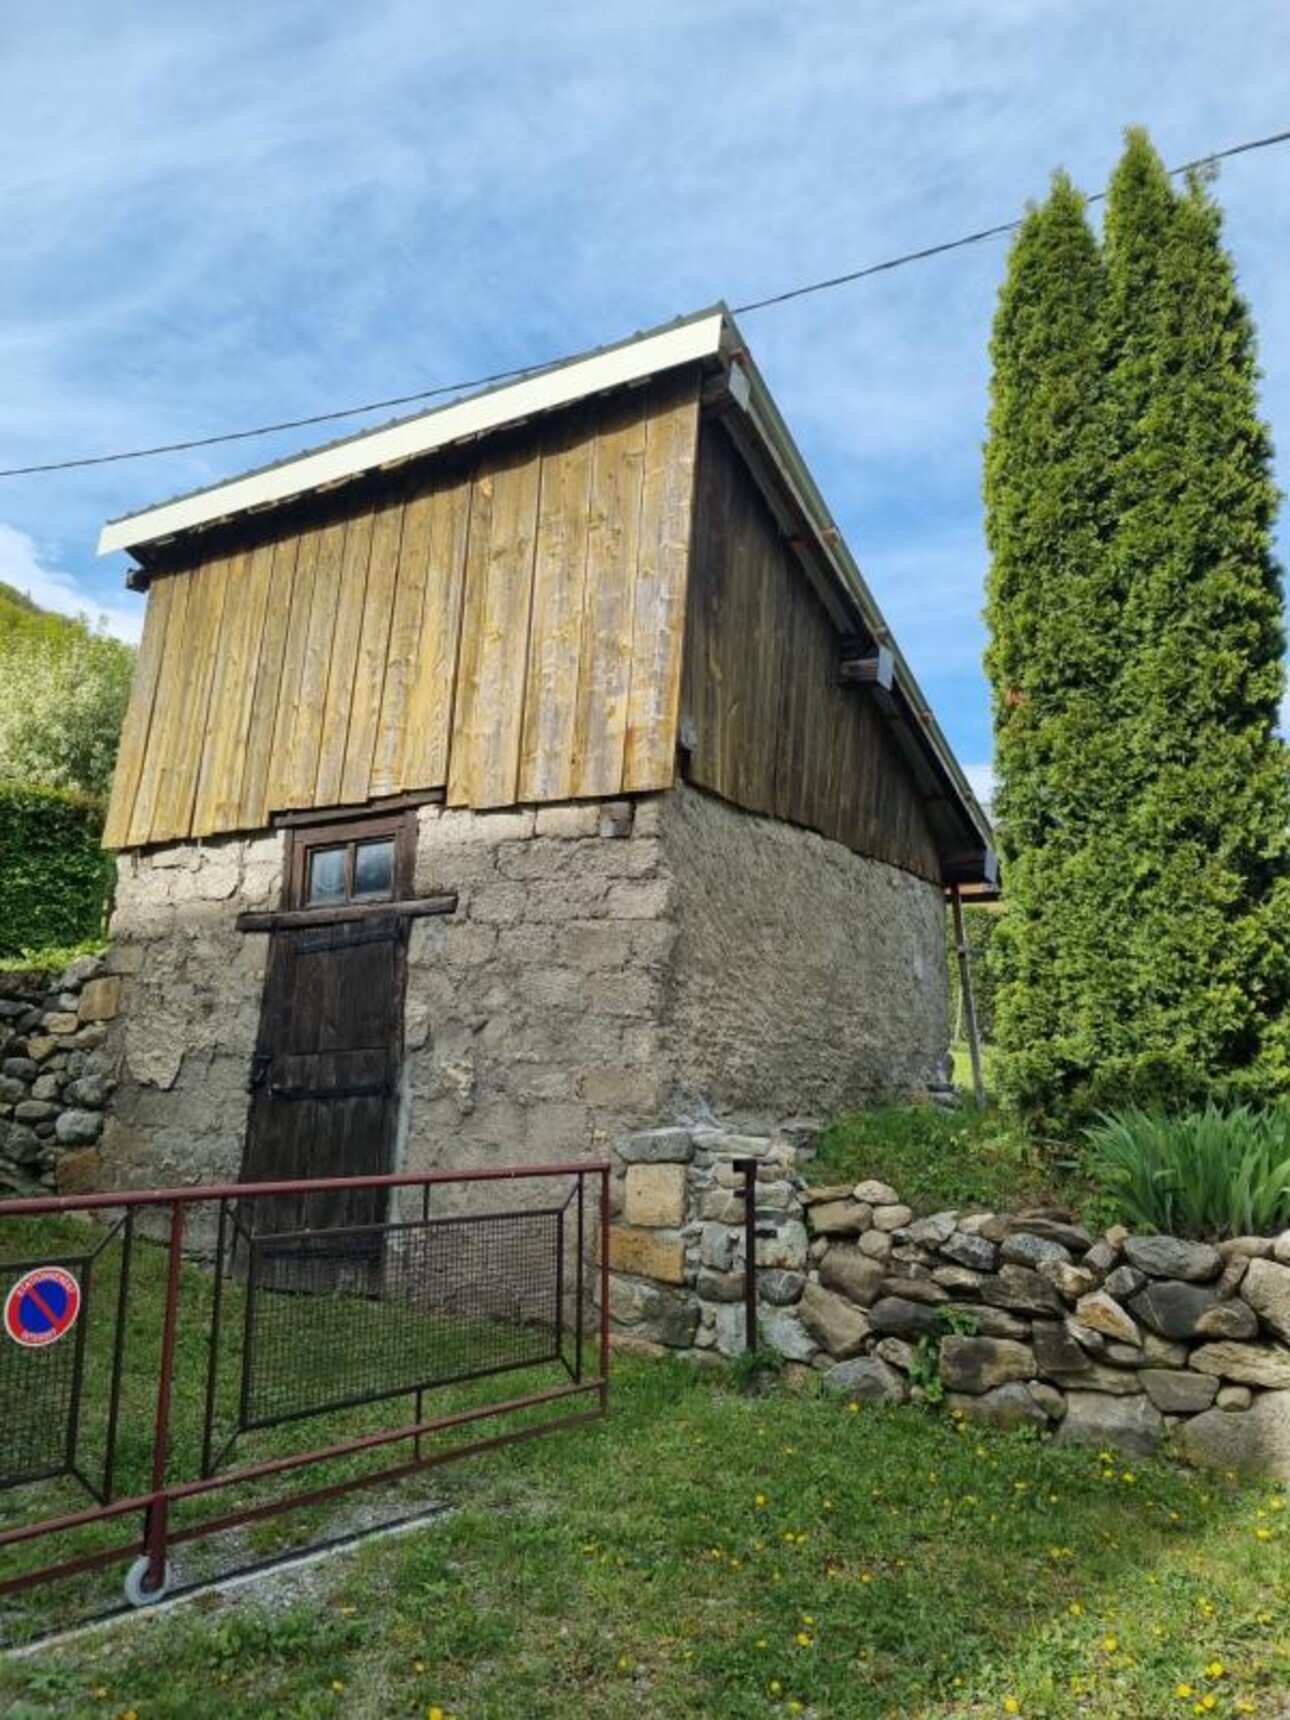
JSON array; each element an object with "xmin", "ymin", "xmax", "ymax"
[{"xmin": 89, "ymin": 305, "xmax": 994, "ymax": 1203}]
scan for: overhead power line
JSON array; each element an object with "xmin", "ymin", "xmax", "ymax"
[{"xmin": 3, "ymin": 124, "xmax": 1288, "ymax": 483}]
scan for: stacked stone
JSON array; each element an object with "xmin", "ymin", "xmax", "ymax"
[
  {"xmin": 0, "ymin": 957, "xmax": 119, "ymax": 1196},
  {"xmin": 605, "ymin": 1127, "xmax": 1290, "ymax": 1476}
]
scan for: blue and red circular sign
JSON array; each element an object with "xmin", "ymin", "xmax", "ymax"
[{"xmin": 4, "ymin": 1266, "xmax": 82, "ymax": 1349}]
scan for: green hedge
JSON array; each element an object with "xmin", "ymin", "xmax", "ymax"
[{"xmin": 0, "ymin": 781, "xmax": 113, "ymax": 959}]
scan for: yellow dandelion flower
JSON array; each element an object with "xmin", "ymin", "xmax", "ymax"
[
  {"xmin": 860, "ymin": 1571, "xmax": 873, "ymax": 1584},
  {"xmin": 428, "ymin": 1708, "xmax": 445, "ymax": 1720},
  {"xmin": 617, "ymin": 1656, "xmax": 631, "ymax": 1671},
  {"xmin": 1205, "ymin": 1662, "xmax": 1225, "ymax": 1679},
  {"xmin": 769, "ymin": 1679, "xmax": 782, "ymax": 1696},
  {"xmin": 756, "ymin": 1639, "xmax": 769, "ymax": 1650},
  {"xmin": 413, "ymin": 1660, "xmax": 427, "ymax": 1674},
  {"xmin": 331, "ymin": 1681, "xmax": 345, "ymax": 1694},
  {"xmin": 800, "ymin": 1614, "xmax": 814, "ymax": 1626},
  {"xmin": 1003, "ymin": 1701, "xmax": 1021, "ymax": 1716},
  {"xmin": 847, "ymin": 1401, "xmax": 860, "ymax": 1413},
  {"xmin": 1255, "ymin": 1526, "xmax": 1272, "ymax": 1540},
  {"xmin": 1176, "ymin": 1684, "xmax": 1192, "ymax": 1698},
  {"xmin": 1201, "ymin": 1697, "xmax": 1217, "ymax": 1713},
  {"xmin": 1068, "ymin": 1601, "xmax": 1083, "ymax": 1617},
  {"xmin": 755, "ymin": 1493, "xmax": 768, "ymax": 1507},
  {"xmin": 795, "ymin": 1632, "xmax": 812, "ymax": 1648},
  {"xmin": 1103, "ymin": 1636, "xmax": 1119, "ymax": 1654}
]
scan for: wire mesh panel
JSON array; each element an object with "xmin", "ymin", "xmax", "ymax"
[
  {"xmin": 238, "ymin": 1207, "xmax": 564, "ymax": 1431},
  {"xmin": 0, "ymin": 1253, "xmax": 90, "ymax": 1491},
  {"xmin": 0, "ymin": 1162, "xmax": 608, "ymax": 1614}
]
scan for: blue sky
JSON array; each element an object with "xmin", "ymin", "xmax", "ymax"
[{"xmin": 2, "ymin": 2, "xmax": 1288, "ymax": 801}]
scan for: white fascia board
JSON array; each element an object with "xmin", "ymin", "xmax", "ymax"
[{"xmin": 99, "ymin": 310, "xmax": 729, "ymax": 557}]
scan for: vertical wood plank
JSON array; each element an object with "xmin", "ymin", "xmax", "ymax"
[
  {"xmin": 151, "ymin": 556, "xmax": 231, "ymax": 841},
  {"xmin": 623, "ymin": 376, "xmax": 700, "ymax": 792},
  {"xmin": 314, "ymin": 510, "xmax": 376, "ymax": 806},
  {"xmin": 277, "ymin": 519, "xmax": 347, "ymax": 810},
  {"xmin": 206, "ymin": 541, "xmax": 276, "ymax": 832},
  {"xmin": 341, "ymin": 497, "xmax": 405, "ymax": 802},
  {"xmin": 517, "ymin": 415, "xmax": 595, "ymax": 802},
  {"xmin": 102, "ymin": 576, "xmax": 174, "ymax": 848},
  {"xmin": 126, "ymin": 576, "xmax": 192, "ymax": 847},
  {"xmin": 265, "ymin": 523, "xmax": 321, "ymax": 816},
  {"xmin": 448, "ymin": 449, "xmax": 542, "ymax": 807},
  {"xmin": 570, "ymin": 395, "xmax": 648, "ymax": 798},
  {"xmin": 400, "ymin": 476, "xmax": 473, "ymax": 793},
  {"xmin": 370, "ymin": 486, "xmax": 430, "ymax": 796},
  {"xmin": 240, "ymin": 537, "xmax": 301, "ymax": 830}
]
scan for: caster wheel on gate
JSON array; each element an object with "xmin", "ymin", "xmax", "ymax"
[{"xmin": 123, "ymin": 1556, "xmax": 173, "ymax": 1608}]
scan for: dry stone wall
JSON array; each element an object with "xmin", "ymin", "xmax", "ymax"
[
  {"xmin": 607, "ymin": 1124, "xmax": 1290, "ymax": 1480},
  {"xmin": 0, "ymin": 959, "xmax": 120, "ymax": 1195}
]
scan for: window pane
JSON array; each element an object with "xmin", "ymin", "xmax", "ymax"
[
  {"xmin": 307, "ymin": 846, "xmax": 346, "ymax": 905},
  {"xmin": 353, "ymin": 838, "xmax": 394, "ymax": 899}
]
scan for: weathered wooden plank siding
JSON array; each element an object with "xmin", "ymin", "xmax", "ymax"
[
  {"xmin": 681, "ymin": 420, "xmax": 941, "ymax": 882},
  {"xmin": 103, "ymin": 378, "xmax": 702, "ymax": 847}
]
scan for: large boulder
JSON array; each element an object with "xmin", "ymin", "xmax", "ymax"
[
  {"xmin": 1241, "ymin": 1258, "xmax": 1290, "ymax": 1342},
  {"xmin": 1140, "ymin": 1369, "xmax": 1219, "ymax": 1414},
  {"xmin": 938, "ymin": 1231, "xmax": 998, "ymax": 1273},
  {"xmin": 822, "ymin": 1355, "xmax": 908, "ymax": 1403},
  {"xmin": 1177, "ymin": 1391, "xmax": 1290, "ymax": 1482},
  {"xmin": 939, "ymin": 1336, "xmax": 1036, "ymax": 1395},
  {"xmin": 946, "ymin": 1383, "xmax": 1048, "ymax": 1430},
  {"xmin": 1130, "ymin": 1280, "xmax": 1226, "ymax": 1340},
  {"xmin": 798, "ymin": 1283, "xmax": 870, "ymax": 1360},
  {"xmin": 1123, "ymin": 1235, "xmax": 1221, "ymax": 1282},
  {"xmin": 868, "ymin": 1296, "xmax": 946, "ymax": 1340},
  {"xmin": 1056, "ymin": 1391, "xmax": 1164, "ymax": 1456},
  {"xmin": 1074, "ymin": 1290, "xmax": 1141, "ymax": 1346},
  {"xmin": 980, "ymin": 1265, "xmax": 1064, "ymax": 1317},
  {"xmin": 806, "ymin": 1199, "xmax": 872, "ymax": 1237},
  {"xmin": 1189, "ymin": 1342, "xmax": 1290, "ymax": 1389},
  {"xmin": 818, "ymin": 1246, "xmax": 886, "ymax": 1307}
]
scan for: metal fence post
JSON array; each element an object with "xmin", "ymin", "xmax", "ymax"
[
  {"xmin": 737, "ymin": 1157, "xmax": 758, "ymax": 1354},
  {"xmin": 143, "ymin": 1200, "xmax": 185, "ymax": 1592}
]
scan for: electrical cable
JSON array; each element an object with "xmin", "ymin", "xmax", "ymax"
[{"xmin": 3, "ymin": 124, "xmax": 1288, "ymax": 482}]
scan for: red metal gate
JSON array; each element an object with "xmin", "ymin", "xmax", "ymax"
[{"xmin": 0, "ymin": 1162, "xmax": 609, "ymax": 1607}]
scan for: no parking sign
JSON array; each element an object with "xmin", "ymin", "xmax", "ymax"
[{"xmin": 4, "ymin": 1266, "xmax": 82, "ymax": 1348}]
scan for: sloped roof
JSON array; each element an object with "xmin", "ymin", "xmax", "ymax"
[{"xmin": 98, "ymin": 303, "xmax": 995, "ymax": 879}]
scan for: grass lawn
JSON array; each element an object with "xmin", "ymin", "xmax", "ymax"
[
  {"xmin": 1, "ymin": 1353, "xmax": 1287, "ymax": 1720},
  {"xmin": 808, "ymin": 1096, "xmax": 1085, "ymax": 1218}
]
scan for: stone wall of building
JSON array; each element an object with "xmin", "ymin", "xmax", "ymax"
[
  {"xmin": 657, "ymin": 783, "xmax": 950, "ymax": 1117},
  {"xmin": 64, "ymin": 785, "xmax": 951, "ymax": 1199},
  {"xmin": 0, "ymin": 959, "xmax": 120, "ymax": 1195},
  {"xmin": 93, "ymin": 835, "xmax": 282, "ymax": 1192},
  {"xmin": 607, "ymin": 1122, "xmax": 1290, "ymax": 1480},
  {"xmin": 399, "ymin": 798, "xmax": 674, "ymax": 1173}
]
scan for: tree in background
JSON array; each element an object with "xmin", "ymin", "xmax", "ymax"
[
  {"xmin": 0, "ymin": 583, "xmax": 135, "ymax": 797},
  {"xmin": 983, "ymin": 173, "xmax": 1118, "ymax": 1121},
  {"xmin": 985, "ymin": 131, "xmax": 1289, "ymax": 1126}
]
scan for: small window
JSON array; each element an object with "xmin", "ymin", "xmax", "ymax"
[
  {"xmin": 307, "ymin": 846, "xmax": 347, "ymax": 905},
  {"xmin": 353, "ymin": 838, "xmax": 394, "ymax": 899},
  {"xmin": 285, "ymin": 812, "xmax": 413, "ymax": 911}
]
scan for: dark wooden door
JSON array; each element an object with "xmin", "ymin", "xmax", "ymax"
[{"xmin": 240, "ymin": 916, "xmax": 407, "ymax": 1271}]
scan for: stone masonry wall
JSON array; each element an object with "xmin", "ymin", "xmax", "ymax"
[
  {"xmin": 399, "ymin": 798, "xmax": 673, "ymax": 1174},
  {"xmin": 607, "ymin": 1123, "xmax": 1290, "ymax": 1480},
  {"xmin": 0, "ymin": 960, "xmax": 120, "ymax": 1195},
  {"xmin": 65, "ymin": 785, "xmax": 950, "ymax": 1200},
  {"xmin": 658, "ymin": 783, "xmax": 950, "ymax": 1117},
  {"xmin": 93, "ymin": 835, "xmax": 281, "ymax": 1191}
]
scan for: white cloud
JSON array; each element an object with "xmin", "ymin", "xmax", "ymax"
[{"xmin": 0, "ymin": 523, "xmax": 142, "ymax": 643}]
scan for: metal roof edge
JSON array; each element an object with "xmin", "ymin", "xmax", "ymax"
[{"xmin": 98, "ymin": 305, "xmax": 730, "ymax": 557}]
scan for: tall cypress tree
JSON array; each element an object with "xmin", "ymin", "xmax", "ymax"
[
  {"xmin": 984, "ymin": 130, "xmax": 1290, "ymax": 1125},
  {"xmin": 1100, "ymin": 131, "xmax": 1290, "ymax": 1105},
  {"xmin": 983, "ymin": 174, "xmax": 1116, "ymax": 1118}
]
